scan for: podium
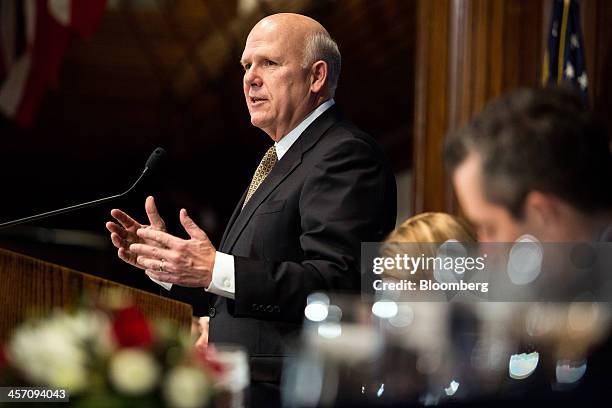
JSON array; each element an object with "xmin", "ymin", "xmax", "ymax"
[{"xmin": 0, "ymin": 248, "xmax": 192, "ymax": 342}]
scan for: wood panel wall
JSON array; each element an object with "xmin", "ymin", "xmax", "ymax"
[
  {"xmin": 412, "ymin": 0, "xmax": 611, "ymax": 214},
  {"xmin": 582, "ymin": 0, "xmax": 612, "ymax": 132}
]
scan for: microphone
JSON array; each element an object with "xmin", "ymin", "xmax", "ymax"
[{"xmin": 0, "ymin": 147, "xmax": 166, "ymax": 229}]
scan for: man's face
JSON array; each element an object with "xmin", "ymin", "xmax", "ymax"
[
  {"xmin": 241, "ymin": 20, "xmax": 313, "ymax": 140},
  {"xmin": 453, "ymin": 153, "xmax": 522, "ymax": 242}
]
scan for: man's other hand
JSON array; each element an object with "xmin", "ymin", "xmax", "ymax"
[
  {"xmin": 129, "ymin": 208, "xmax": 216, "ymax": 288},
  {"xmin": 106, "ymin": 196, "xmax": 167, "ymax": 269}
]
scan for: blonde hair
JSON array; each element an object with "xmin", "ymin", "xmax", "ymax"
[
  {"xmin": 382, "ymin": 212, "xmax": 476, "ymax": 281},
  {"xmin": 385, "ymin": 212, "xmax": 476, "ymax": 245}
]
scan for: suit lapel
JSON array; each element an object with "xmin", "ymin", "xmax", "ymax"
[
  {"xmin": 219, "ymin": 188, "xmax": 248, "ymax": 250},
  {"xmin": 220, "ymin": 106, "xmax": 341, "ymax": 254},
  {"xmin": 220, "ymin": 148, "xmax": 301, "ymax": 254}
]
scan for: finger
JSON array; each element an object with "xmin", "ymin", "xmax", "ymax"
[
  {"xmin": 107, "ymin": 222, "xmax": 128, "ymax": 239},
  {"xmin": 145, "ymin": 196, "xmax": 166, "ymax": 230},
  {"xmin": 180, "ymin": 209, "xmax": 208, "ymax": 241},
  {"xmin": 136, "ymin": 256, "xmax": 161, "ymax": 271},
  {"xmin": 137, "ymin": 256, "xmax": 177, "ymax": 274},
  {"xmin": 145, "ymin": 270, "xmax": 177, "ymax": 284},
  {"xmin": 111, "ymin": 233, "xmax": 129, "ymax": 250},
  {"xmin": 129, "ymin": 243, "xmax": 176, "ymax": 261},
  {"xmin": 107, "ymin": 222, "xmax": 129, "ymax": 239},
  {"xmin": 118, "ymin": 248, "xmax": 142, "ymax": 269},
  {"xmin": 137, "ymin": 228, "xmax": 182, "ymax": 248},
  {"xmin": 111, "ymin": 209, "xmax": 141, "ymax": 230},
  {"xmin": 145, "ymin": 270, "xmax": 161, "ymax": 281},
  {"xmin": 110, "ymin": 223, "xmax": 141, "ymax": 247}
]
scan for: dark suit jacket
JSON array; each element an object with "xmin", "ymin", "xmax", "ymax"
[{"xmin": 171, "ymin": 106, "xmax": 396, "ymax": 382}]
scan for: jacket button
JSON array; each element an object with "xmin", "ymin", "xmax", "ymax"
[
  {"xmin": 266, "ymin": 305, "xmax": 274, "ymax": 312},
  {"xmin": 209, "ymin": 307, "xmax": 216, "ymax": 318}
]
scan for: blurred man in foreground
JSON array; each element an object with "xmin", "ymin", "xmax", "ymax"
[
  {"xmin": 444, "ymin": 87, "xmax": 612, "ymax": 404},
  {"xmin": 444, "ymin": 87, "xmax": 611, "ymax": 243}
]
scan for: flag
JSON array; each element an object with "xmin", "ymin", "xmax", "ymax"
[
  {"xmin": 0, "ymin": 0, "xmax": 107, "ymax": 127},
  {"xmin": 543, "ymin": 0, "xmax": 589, "ymax": 104}
]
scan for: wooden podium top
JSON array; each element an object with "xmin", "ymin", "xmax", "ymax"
[{"xmin": 0, "ymin": 248, "xmax": 192, "ymax": 342}]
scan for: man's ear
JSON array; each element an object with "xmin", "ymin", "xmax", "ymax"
[
  {"xmin": 310, "ymin": 60, "xmax": 328, "ymax": 93},
  {"xmin": 524, "ymin": 191, "xmax": 560, "ymax": 228}
]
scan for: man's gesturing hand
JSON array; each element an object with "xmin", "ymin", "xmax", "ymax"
[
  {"xmin": 130, "ymin": 208, "xmax": 216, "ymax": 288},
  {"xmin": 106, "ymin": 196, "xmax": 166, "ymax": 269}
]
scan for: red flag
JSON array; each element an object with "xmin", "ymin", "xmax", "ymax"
[{"xmin": 0, "ymin": 0, "xmax": 107, "ymax": 127}]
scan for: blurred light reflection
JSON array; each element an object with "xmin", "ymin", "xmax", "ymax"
[
  {"xmin": 556, "ymin": 360, "xmax": 587, "ymax": 384},
  {"xmin": 305, "ymin": 303, "xmax": 328, "ymax": 322},
  {"xmin": 389, "ymin": 304, "xmax": 414, "ymax": 328},
  {"xmin": 317, "ymin": 323, "xmax": 342, "ymax": 339},
  {"xmin": 372, "ymin": 301, "xmax": 398, "ymax": 319},
  {"xmin": 437, "ymin": 240, "xmax": 468, "ymax": 276},
  {"xmin": 508, "ymin": 352, "xmax": 539, "ymax": 380},
  {"xmin": 305, "ymin": 292, "xmax": 331, "ymax": 322},
  {"xmin": 376, "ymin": 383, "xmax": 385, "ymax": 397},
  {"xmin": 507, "ymin": 235, "xmax": 542, "ymax": 285},
  {"xmin": 444, "ymin": 380, "xmax": 459, "ymax": 396}
]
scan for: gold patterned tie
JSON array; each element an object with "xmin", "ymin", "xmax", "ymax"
[{"xmin": 243, "ymin": 145, "xmax": 277, "ymax": 209}]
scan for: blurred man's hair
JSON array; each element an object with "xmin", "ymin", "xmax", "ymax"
[{"xmin": 444, "ymin": 87, "xmax": 612, "ymax": 218}]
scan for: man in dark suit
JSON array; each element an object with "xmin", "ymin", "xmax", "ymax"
[{"xmin": 105, "ymin": 12, "xmax": 396, "ymax": 392}]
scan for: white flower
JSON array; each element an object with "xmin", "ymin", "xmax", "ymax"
[
  {"xmin": 109, "ymin": 349, "xmax": 160, "ymax": 395},
  {"xmin": 47, "ymin": 362, "xmax": 88, "ymax": 392},
  {"xmin": 70, "ymin": 310, "xmax": 109, "ymax": 341},
  {"xmin": 163, "ymin": 366, "xmax": 211, "ymax": 408},
  {"xmin": 8, "ymin": 321, "xmax": 88, "ymax": 392}
]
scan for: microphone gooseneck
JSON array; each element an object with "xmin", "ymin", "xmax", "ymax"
[{"xmin": 0, "ymin": 147, "xmax": 166, "ymax": 229}]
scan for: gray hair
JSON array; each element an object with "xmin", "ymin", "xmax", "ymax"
[{"xmin": 302, "ymin": 32, "xmax": 341, "ymax": 96}]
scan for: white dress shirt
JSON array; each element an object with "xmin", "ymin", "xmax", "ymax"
[{"xmin": 151, "ymin": 99, "xmax": 336, "ymax": 297}]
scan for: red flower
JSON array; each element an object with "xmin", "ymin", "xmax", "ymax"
[
  {"xmin": 194, "ymin": 346, "xmax": 226, "ymax": 377},
  {"xmin": 111, "ymin": 306, "xmax": 154, "ymax": 348}
]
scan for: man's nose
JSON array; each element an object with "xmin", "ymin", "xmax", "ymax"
[{"xmin": 244, "ymin": 68, "xmax": 262, "ymax": 87}]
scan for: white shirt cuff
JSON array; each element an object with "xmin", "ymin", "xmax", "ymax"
[
  {"xmin": 149, "ymin": 276, "xmax": 173, "ymax": 291},
  {"xmin": 205, "ymin": 251, "xmax": 235, "ymax": 299}
]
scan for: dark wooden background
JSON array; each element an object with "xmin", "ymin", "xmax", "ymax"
[
  {"xmin": 0, "ymin": 0, "xmax": 609, "ymax": 293},
  {"xmin": 412, "ymin": 0, "xmax": 612, "ymax": 214},
  {"xmin": 0, "ymin": 0, "xmax": 416, "ymax": 291}
]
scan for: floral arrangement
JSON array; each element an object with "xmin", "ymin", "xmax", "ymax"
[{"xmin": 0, "ymin": 301, "xmax": 224, "ymax": 408}]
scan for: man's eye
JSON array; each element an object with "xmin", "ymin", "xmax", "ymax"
[
  {"xmin": 242, "ymin": 63, "xmax": 251, "ymax": 71},
  {"xmin": 264, "ymin": 59, "xmax": 276, "ymax": 66}
]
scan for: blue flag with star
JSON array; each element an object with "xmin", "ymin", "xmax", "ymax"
[{"xmin": 543, "ymin": 0, "xmax": 589, "ymax": 104}]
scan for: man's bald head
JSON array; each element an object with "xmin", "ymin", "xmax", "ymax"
[
  {"xmin": 248, "ymin": 13, "xmax": 341, "ymax": 96},
  {"xmin": 252, "ymin": 13, "xmax": 329, "ymax": 44},
  {"xmin": 241, "ymin": 14, "xmax": 340, "ymax": 139}
]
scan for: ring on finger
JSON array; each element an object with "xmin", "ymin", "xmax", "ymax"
[{"xmin": 159, "ymin": 258, "xmax": 166, "ymax": 272}]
